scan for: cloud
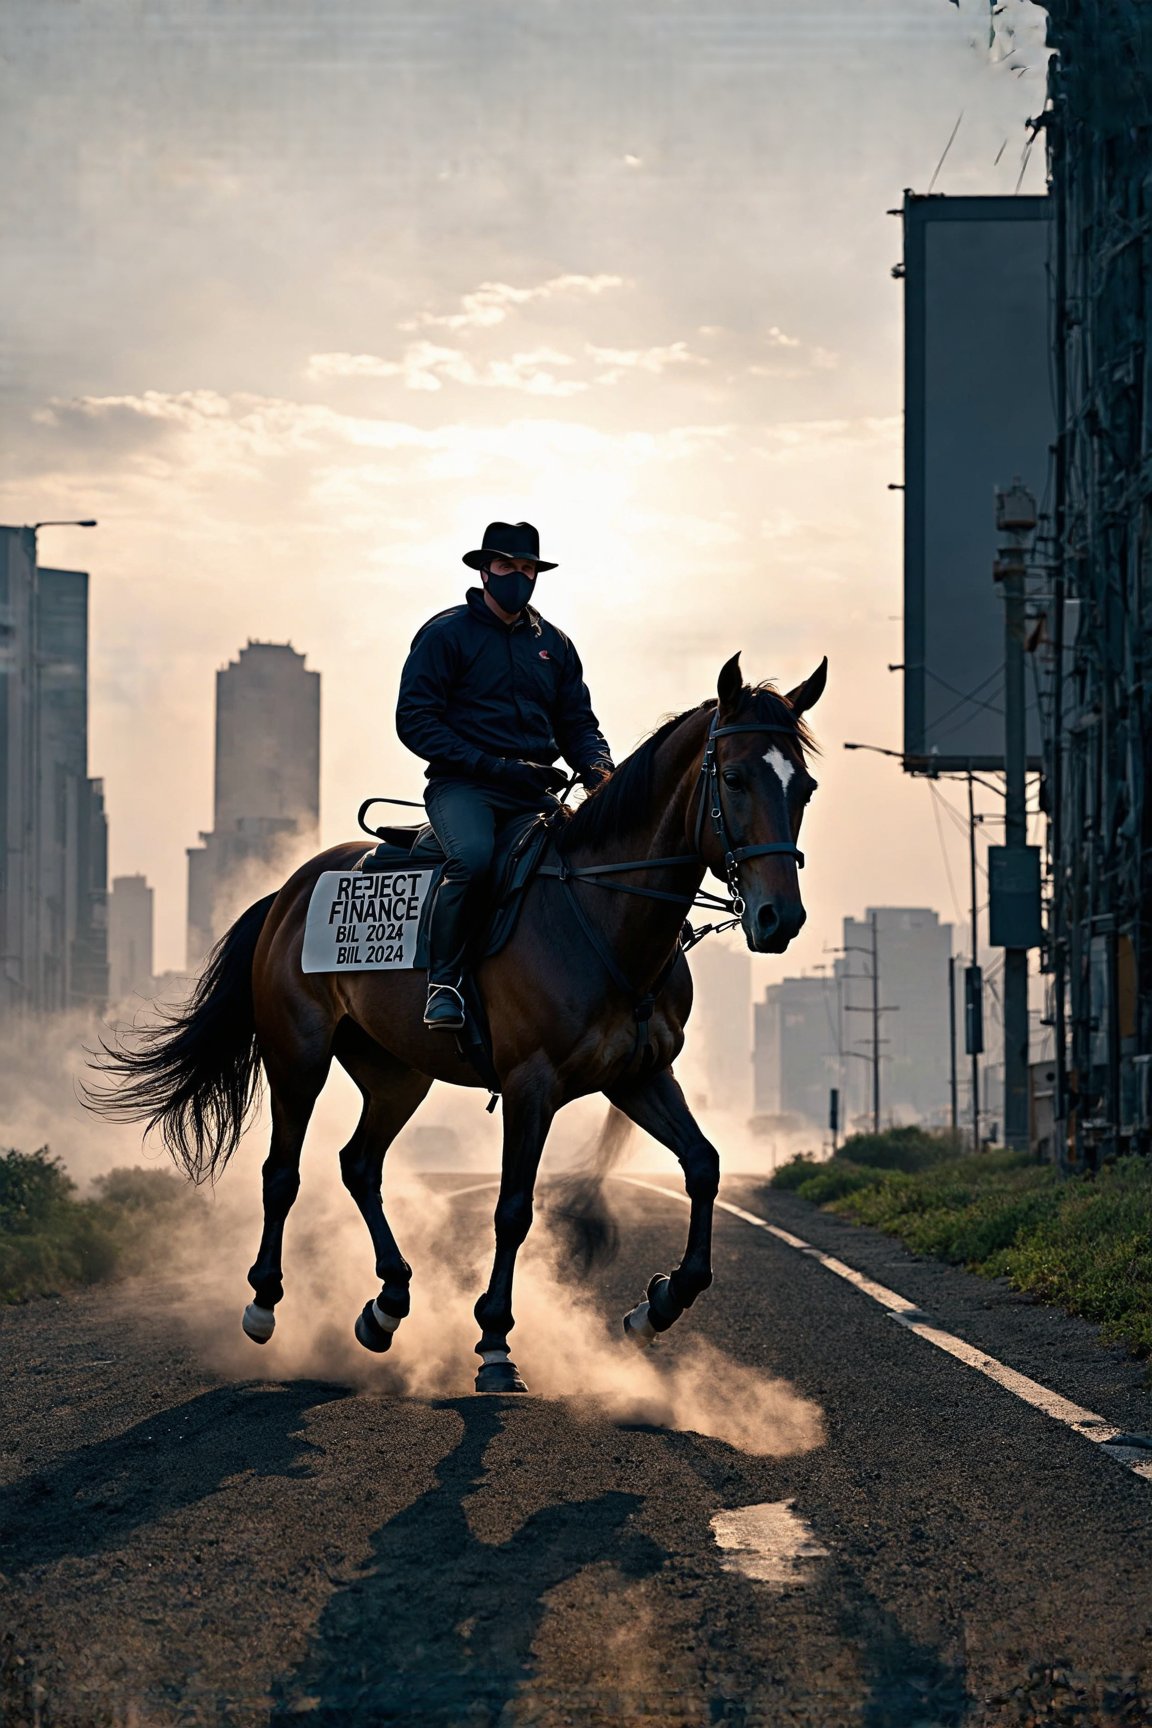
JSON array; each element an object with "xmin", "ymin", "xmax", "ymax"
[
  {"xmin": 44, "ymin": 390, "xmax": 898, "ymax": 479},
  {"xmin": 307, "ymin": 342, "xmax": 587, "ymax": 396},
  {"xmin": 43, "ymin": 390, "xmax": 747, "ymax": 487},
  {"xmin": 309, "ymin": 337, "xmax": 706, "ymax": 395},
  {"xmin": 764, "ymin": 326, "xmax": 802, "ymax": 349},
  {"xmin": 585, "ymin": 341, "xmax": 705, "ymax": 381},
  {"xmin": 399, "ymin": 273, "xmax": 625, "ymax": 333}
]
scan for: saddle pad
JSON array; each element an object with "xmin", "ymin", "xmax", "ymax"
[{"xmin": 301, "ymin": 867, "xmax": 436, "ymax": 973}]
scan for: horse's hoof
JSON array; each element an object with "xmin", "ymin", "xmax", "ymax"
[
  {"xmin": 623, "ymin": 1299, "xmax": 658, "ymax": 1347},
  {"xmin": 475, "ymin": 1358, "xmax": 528, "ymax": 1394},
  {"xmin": 242, "ymin": 1303, "xmax": 276, "ymax": 1344},
  {"xmin": 354, "ymin": 1300, "xmax": 398, "ymax": 1354}
]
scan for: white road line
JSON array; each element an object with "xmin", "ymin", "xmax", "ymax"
[{"xmin": 621, "ymin": 1176, "xmax": 1152, "ymax": 1484}]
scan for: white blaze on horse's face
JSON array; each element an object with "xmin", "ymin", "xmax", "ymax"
[{"xmin": 762, "ymin": 745, "xmax": 795, "ymax": 795}]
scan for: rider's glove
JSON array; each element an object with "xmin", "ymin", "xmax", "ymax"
[
  {"xmin": 495, "ymin": 758, "xmax": 568, "ymax": 797},
  {"xmin": 579, "ymin": 759, "xmax": 614, "ymax": 791}
]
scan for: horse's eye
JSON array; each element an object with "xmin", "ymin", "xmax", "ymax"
[{"xmin": 722, "ymin": 770, "xmax": 743, "ymax": 790}]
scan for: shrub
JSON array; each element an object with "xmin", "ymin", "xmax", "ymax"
[
  {"xmin": 789, "ymin": 1162, "xmax": 886, "ymax": 1205},
  {"xmin": 770, "ymin": 1153, "xmax": 821, "ymax": 1192},
  {"xmin": 825, "ymin": 1150, "xmax": 1152, "ymax": 1359},
  {"xmin": 0, "ymin": 1149, "xmax": 200, "ymax": 1303},
  {"xmin": 0, "ymin": 1146, "xmax": 76, "ymax": 1233},
  {"xmin": 834, "ymin": 1126, "xmax": 963, "ymax": 1174}
]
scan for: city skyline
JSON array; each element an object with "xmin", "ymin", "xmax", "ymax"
[{"xmin": 0, "ymin": 0, "xmax": 1051, "ymax": 972}]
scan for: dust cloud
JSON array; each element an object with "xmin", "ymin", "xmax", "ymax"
[
  {"xmin": 3, "ymin": 1017, "xmax": 823, "ymax": 1460},
  {"xmin": 156, "ymin": 1073, "xmax": 823, "ymax": 1459}
]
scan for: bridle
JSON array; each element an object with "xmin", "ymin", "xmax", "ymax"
[
  {"xmin": 536, "ymin": 707, "xmax": 810, "ymax": 1068},
  {"xmin": 692, "ymin": 712, "xmax": 806, "ymax": 919},
  {"xmin": 542, "ymin": 709, "xmax": 806, "ymax": 919}
]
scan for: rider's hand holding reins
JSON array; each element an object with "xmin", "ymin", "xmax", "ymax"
[{"xmin": 494, "ymin": 759, "xmax": 569, "ymax": 797}]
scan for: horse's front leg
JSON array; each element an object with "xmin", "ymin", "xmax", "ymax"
[
  {"xmin": 473, "ymin": 1062, "xmax": 558, "ymax": 1393},
  {"xmin": 606, "ymin": 1069, "xmax": 719, "ymax": 1346}
]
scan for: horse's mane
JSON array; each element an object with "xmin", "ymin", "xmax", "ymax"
[{"xmin": 558, "ymin": 682, "xmax": 816, "ymax": 855}]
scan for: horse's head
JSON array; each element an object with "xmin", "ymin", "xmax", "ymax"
[{"xmin": 703, "ymin": 651, "xmax": 826, "ymax": 954}]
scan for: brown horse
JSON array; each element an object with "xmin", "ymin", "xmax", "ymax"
[{"xmin": 90, "ymin": 652, "xmax": 825, "ymax": 1391}]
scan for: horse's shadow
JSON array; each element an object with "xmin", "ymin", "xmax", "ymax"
[
  {"xmin": 268, "ymin": 1397, "xmax": 668, "ymax": 1725},
  {"xmin": 0, "ymin": 1380, "xmax": 348, "ymax": 1574}
]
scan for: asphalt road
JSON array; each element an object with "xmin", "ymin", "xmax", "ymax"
[{"xmin": 3, "ymin": 1175, "xmax": 1151, "ymax": 1727}]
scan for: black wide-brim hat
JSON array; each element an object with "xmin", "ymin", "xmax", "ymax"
[{"xmin": 462, "ymin": 520, "xmax": 557, "ymax": 572}]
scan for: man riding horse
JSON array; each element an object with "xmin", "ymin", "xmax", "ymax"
[{"xmin": 396, "ymin": 520, "xmax": 615, "ymax": 1031}]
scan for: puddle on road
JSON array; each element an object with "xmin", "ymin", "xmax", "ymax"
[{"xmin": 710, "ymin": 1499, "xmax": 829, "ymax": 1586}]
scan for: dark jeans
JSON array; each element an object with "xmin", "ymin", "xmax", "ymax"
[{"xmin": 423, "ymin": 778, "xmax": 553, "ymax": 985}]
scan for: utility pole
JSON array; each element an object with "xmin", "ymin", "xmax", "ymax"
[
  {"xmin": 993, "ymin": 481, "xmax": 1041, "ymax": 1151},
  {"xmin": 948, "ymin": 953, "xmax": 959, "ymax": 1136},
  {"xmin": 966, "ymin": 771, "xmax": 982, "ymax": 1150},
  {"xmin": 870, "ymin": 912, "xmax": 881, "ymax": 1132},
  {"xmin": 839, "ymin": 914, "xmax": 899, "ymax": 1135}
]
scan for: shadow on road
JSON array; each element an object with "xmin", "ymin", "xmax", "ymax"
[
  {"xmin": 0, "ymin": 1381, "xmax": 349, "ymax": 1575},
  {"xmin": 269, "ymin": 1396, "xmax": 668, "ymax": 1726}
]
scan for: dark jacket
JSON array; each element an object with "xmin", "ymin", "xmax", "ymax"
[{"xmin": 396, "ymin": 587, "xmax": 613, "ymax": 783}]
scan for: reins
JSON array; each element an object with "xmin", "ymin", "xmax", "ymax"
[{"xmin": 537, "ymin": 709, "xmax": 808, "ymax": 1068}]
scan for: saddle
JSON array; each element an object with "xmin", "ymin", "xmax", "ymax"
[
  {"xmin": 354, "ymin": 811, "xmax": 554, "ymax": 1105},
  {"xmin": 355, "ymin": 809, "xmax": 554, "ymax": 967}
]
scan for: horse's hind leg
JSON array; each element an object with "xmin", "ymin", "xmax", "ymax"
[
  {"xmin": 333, "ymin": 1021, "xmax": 432, "ymax": 1354},
  {"xmin": 243, "ymin": 1046, "xmax": 330, "ymax": 1343},
  {"xmin": 606, "ymin": 1069, "xmax": 720, "ymax": 1346}
]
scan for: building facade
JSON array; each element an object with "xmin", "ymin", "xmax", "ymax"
[
  {"xmin": 187, "ymin": 641, "xmax": 320, "ymax": 964},
  {"xmin": 753, "ymin": 974, "xmax": 839, "ymax": 1128},
  {"xmin": 837, "ymin": 907, "xmax": 953, "ymax": 1130},
  {"xmin": 1040, "ymin": 3, "xmax": 1152, "ymax": 1161},
  {"xmin": 108, "ymin": 874, "xmax": 155, "ymax": 1004},
  {"xmin": 684, "ymin": 937, "xmax": 752, "ymax": 1115},
  {"xmin": 0, "ymin": 528, "xmax": 107, "ymax": 1016}
]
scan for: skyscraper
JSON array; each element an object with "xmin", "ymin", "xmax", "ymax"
[
  {"xmin": 754, "ymin": 974, "xmax": 840, "ymax": 1125},
  {"xmin": 754, "ymin": 908, "xmax": 955, "ymax": 1134},
  {"xmin": 0, "ymin": 527, "xmax": 108, "ymax": 1016},
  {"xmin": 837, "ymin": 907, "xmax": 954, "ymax": 1128},
  {"xmin": 186, "ymin": 641, "xmax": 320, "ymax": 963},
  {"xmin": 108, "ymin": 874, "xmax": 155, "ymax": 1004},
  {"xmin": 685, "ymin": 937, "xmax": 752, "ymax": 1115}
]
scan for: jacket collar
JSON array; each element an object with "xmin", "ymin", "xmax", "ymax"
[{"xmin": 465, "ymin": 585, "xmax": 542, "ymax": 634}]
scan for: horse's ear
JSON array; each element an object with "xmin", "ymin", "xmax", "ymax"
[
  {"xmin": 717, "ymin": 652, "xmax": 744, "ymax": 715},
  {"xmin": 785, "ymin": 657, "xmax": 828, "ymax": 716}
]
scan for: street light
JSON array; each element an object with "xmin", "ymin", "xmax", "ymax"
[{"xmin": 31, "ymin": 519, "xmax": 97, "ymax": 531}]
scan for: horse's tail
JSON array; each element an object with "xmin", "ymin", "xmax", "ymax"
[
  {"xmin": 548, "ymin": 1105, "xmax": 634, "ymax": 1275},
  {"xmin": 85, "ymin": 893, "xmax": 277, "ymax": 1185}
]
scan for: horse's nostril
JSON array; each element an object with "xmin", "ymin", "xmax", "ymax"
[{"xmin": 757, "ymin": 902, "xmax": 780, "ymax": 937}]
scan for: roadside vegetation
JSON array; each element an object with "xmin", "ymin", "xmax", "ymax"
[
  {"xmin": 771, "ymin": 1129, "xmax": 1152, "ymax": 1358},
  {"xmin": 0, "ymin": 1146, "xmax": 199, "ymax": 1303}
]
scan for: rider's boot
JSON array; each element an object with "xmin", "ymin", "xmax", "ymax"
[{"xmin": 423, "ymin": 875, "xmax": 469, "ymax": 1030}]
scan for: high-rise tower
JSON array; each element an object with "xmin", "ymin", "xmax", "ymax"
[
  {"xmin": 186, "ymin": 641, "xmax": 320, "ymax": 964},
  {"xmin": 0, "ymin": 527, "xmax": 108, "ymax": 1017}
]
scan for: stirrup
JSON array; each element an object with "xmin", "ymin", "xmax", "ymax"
[{"xmin": 424, "ymin": 983, "xmax": 465, "ymax": 1028}]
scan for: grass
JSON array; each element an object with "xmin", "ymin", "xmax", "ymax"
[
  {"xmin": 770, "ymin": 1133, "xmax": 1152, "ymax": 1359},
  {"xmin": 0, "ymin": 1146, "xmax": 201, "ymax": 1303}
]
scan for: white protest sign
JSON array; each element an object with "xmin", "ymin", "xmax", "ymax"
[{"xmin": 301, "ymin": 868, "xmax": 435, "ymax": 973}]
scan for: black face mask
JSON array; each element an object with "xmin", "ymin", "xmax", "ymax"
[{"xmin": 484, "ymin": 567, "xmax": 536, "ymax": 615}]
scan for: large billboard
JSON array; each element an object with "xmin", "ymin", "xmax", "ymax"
[{"xmin": 903, "ymin": 194, "xmax": 1053, "ymax": 772}]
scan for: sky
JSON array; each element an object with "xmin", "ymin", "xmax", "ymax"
[{"xmin": 0, "ymin": 0, "xmax": 1052, "ymax": 977}]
